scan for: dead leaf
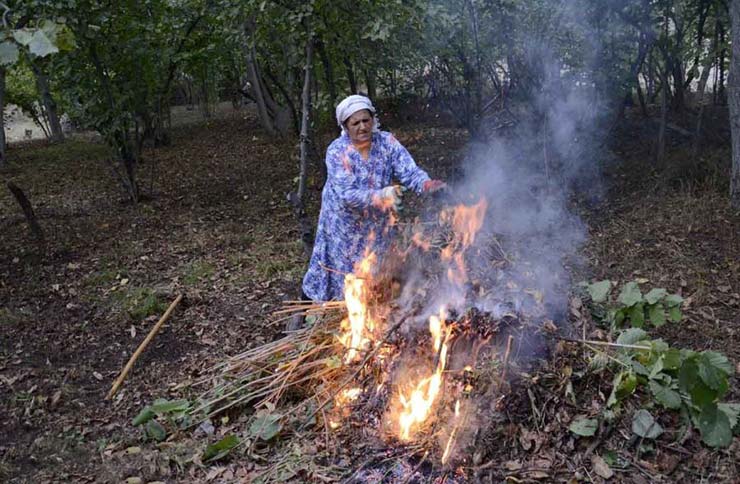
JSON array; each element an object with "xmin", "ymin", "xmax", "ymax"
[
  {"xmin": 50, "ymin": 390, "xmax": 62, "ymax": 409},
  {"xmin": 504, "ymin": 460, "xmax": 523, "ymax": 471},
  {"xmin": 658, "ymin": 453, "xmax": 680, "ymax": 474},
  {"xmin": 591, "ymin": 454, "xmax": 613, "ymax": 479}
]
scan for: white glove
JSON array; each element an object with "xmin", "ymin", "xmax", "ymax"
[{"xmin": 378, "ymin": 186, "xmax": 402, "ymax": 211}]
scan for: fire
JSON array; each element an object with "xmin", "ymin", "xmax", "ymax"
[
  {"xmin": 397, "ymin": 307, "xmax": 451, "ymax": 441},
  {"xmin": 339, "ymin": 251, "xmax": 378, "ymax": 363},
  {"xmin": 441, "ymin": 399, "xmax": 462, "ymax": 464},
  {"xmin": 330, "ymin": 387, "xmax": 363, "ymax": 429},
  {"xmin": 439, "ymin": 198, "xmax": 488, "ymax": 284}
]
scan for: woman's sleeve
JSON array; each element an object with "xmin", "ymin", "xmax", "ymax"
[
  {"xmin": 388, "ymin": 134, "xmax": 430, "ymax": 194},
  {"xmin": 326, "ymin": 142, "xmax": 381, "ymax": 209}
]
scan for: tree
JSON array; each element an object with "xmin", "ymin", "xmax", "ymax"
[{"xmin": 728, "ymin": 0, "xmax": 740, "ymax": 208}]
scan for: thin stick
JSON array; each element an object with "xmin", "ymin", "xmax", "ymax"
[
  {"xmin": 300, "ymin": 314, "xmax": 410, "ymax": 425},
  {"xmin": 318, "ymin": 262, "xmax": 367, "ymax": 279},
  {"xmin": 107, "ymin": 294, "xmax": 183, "ymax": 400},
  {"xmin": 501, "ymin": 335, "xmax": 514, "ymax": 381},
  {"xmin": 556, "ymin": 336, "xmax": 651, "ymax": 351}
]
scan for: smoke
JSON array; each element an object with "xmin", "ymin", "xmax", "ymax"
[{"xmin": 446, "ymin": 9, "xmax": 617, "ymax": 320}]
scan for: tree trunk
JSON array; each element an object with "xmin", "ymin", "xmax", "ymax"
[
  {"xmin": 693, "ymin": 51, "xmax": 716, "ymax": 156},
  {"xmin": 317, "ymin": 40, "xmax": 337, "ymax": 107},
  {"xmin": 656, "ymin": 70, "xmax": 668, "ymax": 167},
  {"xmin": 30, "ymin": 60, "xmax": 63, "ymax": 142},
  {"xmin": 244, "ymin": 21, "xmax": 277, "ymax": 136},
  {"xmin": 0, "ymin": 66, "xmax": 6, "ymax": 169},
  {"xmin": 718, "ymin": 21, "xmax": 727, "ymax": 105},
  {"xmin": 344, "ymin": 57, "xmax": 357, "ymax": 94},
  {"xmin": 728, "ymin": 0, "xmax": 740, "ymax": 208},
  {"xmin": 364, "ymin": 68, "xmax": 376, "ymax": 101},
  {"xmin": 636, "ymin": 79, "xmax": 648, "ymax": 117},
  {"xmin": 89, "ymin": 42, "xmax": 140, "ymax": 202},
  {"xmin": 289, "ymin": 36, "xmax": 315, "ymax": 258},
  {"xmin": 6, "ymin": 181, "xmax": 44, "ymax": 244}
]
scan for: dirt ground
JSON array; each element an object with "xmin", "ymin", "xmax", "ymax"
[{"xmin": 1, "ymin": 105, "xmax": 739, "ymax": 483}]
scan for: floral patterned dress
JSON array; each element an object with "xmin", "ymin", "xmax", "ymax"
[{"xmin": 302, "ymin": 131, "xmax": 430, "ymax": 301}]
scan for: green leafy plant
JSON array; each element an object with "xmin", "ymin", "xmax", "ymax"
[
  {"xmin": 603, "ymin": 328, "xmax": 738, "ymax": 447},
  {"xmin": 203, "ymin": 434, "xmax": 240, "ymax": 463},
  {"xmin": 582, "ymin": 280, "xmax": 683, "ymax": 329},
  {"xmin": 132, "ymin": 398, "xmax": 191, "ymax": 442},
  {"xmin": 579, "ymin": 280, "xmax": 737, "ymax": 448}
]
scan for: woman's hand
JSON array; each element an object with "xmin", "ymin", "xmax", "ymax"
[
  {"xmin": 423, "ymin": 179, "xmax": 446, "ymax": 193},
  {"xmin": 373, "ymin": 185, "xmax": 402, "ymax": 211}
]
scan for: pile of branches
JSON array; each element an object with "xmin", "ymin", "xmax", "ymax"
[{"xmin": 186, "ymin": 199, "xmax": 555, "ymax": 482}]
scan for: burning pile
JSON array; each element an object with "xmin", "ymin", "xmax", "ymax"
[{"xmin": 192, "ymin": 194, "xmax": 550, "ymax": 478}]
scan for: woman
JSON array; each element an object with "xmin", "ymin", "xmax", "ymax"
[{"xmin": 295, "ymin": 95, "xmax": 444, "ymax": 326}]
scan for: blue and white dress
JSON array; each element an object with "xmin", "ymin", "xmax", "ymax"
[{"xmin": 302, "ymin": 131, "xmax": 430, "ymax": 301}]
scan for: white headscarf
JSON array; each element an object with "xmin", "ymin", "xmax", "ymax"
[{"xmin": 335, "ymin": 94, "xmax": 380, "ymax": 134}]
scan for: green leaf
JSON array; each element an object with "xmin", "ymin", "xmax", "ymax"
[
  {"xmin": 132, "ymin": 407, "xmax": 155, "ymax": 426},
  {"xmin": 616, "ymin": 328, "xmax": 648, "ymax": 346},
  {"xmin": 203, "ymin": 434, "xmax": 240, "ymax": 462},
  {"xmin": 569, "ymin": 417, "xmax": 598, "ymax": 437},
  {"xmin": 702, "ymin": 351, "xmax": 734, "ymax": 375},
  {"xmin": 587, "ymin": 280, "xmax": 612, "ymax": 303},
  {"xmin": 613, "ymin": 307, "xmax": 627, "ymax": 327},
  {"xmin": 644, "ymin": 288, "xmax": 667, "ymax": 305},
  {"xmin": 648, "ymin": 303, "xmax": 666, "ymax": 327},
  {"xmin": 696, "ymin": 404, "xmax": 732, "ymax": 448},
  {"xmin": 145, "ymin": 420, "xmax": 167, "ymax": 442},
  {"xmin": 28, "ymin": 30, "xmax": 59, "ymax": 57},
  {"xmin": 12, "ymin": 29, "xmax": 34, "ymax": 46},
  {"xmin": 607, "ymin": 370, "xmax": 637, "ymax": 407},
  {"xmin": 666, "ymin": 304, "xmax": 681, "ymax": 322},
  {"xmin": 649, "ymin": 380, "xmax": 682, "ymax": 409},
  {"xmin": 718, "ymin": 403, "xmax": 740, "ymax": 429},
  {"xmin": 631, "ymin": 410, "xmax": 663, "ymax": 439},
  {"xmin": 54, "ymin": 25, "xmax": 76, "ymax": 51},
  {"xmin": 618, "ymin": 282, "xmax": 642, "ymax": 307},
  {"xmin": 668, "ymin": 305, "xmax": 682, "ymax": 322},
  {"xmin": 249, "ymin": 413, "xmax": 282, "ymax": 441},
  {"xmin": 0, "ymin": 41, "xmax": 19, "ymax": 65},
  {"xmin": 150, "ymin": 399, "xmax": 190, "ymax": 414},
  {"xmin": 664, "ymin": 294, "xmax": 684, "ymax": 307},
  {"xmin": 662, "ymin": 349, "xmax": 682, "ymax": 371},
  {"xmin": 697, "ymin": 353, "xmax": 730, "ymax": 395},
  {"xmin": 628, "ymin": 303, "xmax": 645, "ymax": 328}
]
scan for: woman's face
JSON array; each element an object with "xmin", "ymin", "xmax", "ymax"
[{"xmin": 345, "ymin": 109, "xmax": 374, "ymax": 144}]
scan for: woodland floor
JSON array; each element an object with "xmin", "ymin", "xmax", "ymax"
[{"xmin": 1, "ymin": 105, "xmax": 739, "ymax": 483}]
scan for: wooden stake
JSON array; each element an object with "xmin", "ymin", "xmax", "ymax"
[{"xmin": 106, "ymin": 294, "xmax": 183, "ymax": 400}]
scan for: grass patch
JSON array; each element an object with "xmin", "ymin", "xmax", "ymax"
[
  {"xmin": 182, "ymin": 260, "xmax": 216, "ymax": 285},
  {"xmin": 84, "ymin": 268, "xmax": 121, "ymax": 288},
  {"xmin": 13, "ymin": 139, "xmax": 109, "ymax": 168},
  {"xmin": 255, "ymin": 258, "xmax": 299, "ymax": 279},
  {"xmin": 0, "ymin": 307, "xmax": 24, "ymax": 326},
  {"xmin": 111, "ymin": 287, "xmax": 168, "ymax": 321}
]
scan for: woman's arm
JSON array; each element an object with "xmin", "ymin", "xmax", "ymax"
[{"xmin": 387, "ymin": 134, "xmax": 431, "ymax": 194}]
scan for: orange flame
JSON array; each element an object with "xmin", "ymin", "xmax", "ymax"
[
  {"xmin": 439, "ymin": 198, "xmax": 488, "ymax": 284},
  {"xmin": 339, "ymin": 251, "xmax": 378, "ymax": 363},
  {"xmin": 397, "ymin": 307, "xmax": 451, "ymax": 441}
]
